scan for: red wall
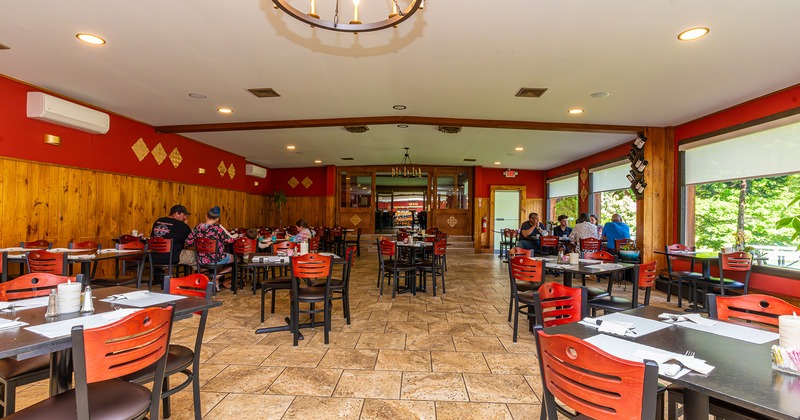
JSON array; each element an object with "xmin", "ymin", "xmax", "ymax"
[
  {"xmin": 474, "ymin": 167, "xmax": 545, "ymax": 198},
  {"xmin": 0, "ymin": 75, "xmax": 259, "ymax": 192},
  {"xmin": 546, "ymin": 143, "xmax": 631, "ymax": 180},
  {"xmin": 268, "ymin": 167, "xmax": 329, "ymax": 197}
]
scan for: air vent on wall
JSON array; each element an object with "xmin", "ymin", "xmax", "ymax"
[
  {"xmin": 515, "ymin": 87, "xmax": 548, "ymax": 98},
  {"xmin": 340, "ymin": 157, "xmax": 355, "ymax": 161},
  {"xmin": 438, "ymin": 126, "xmax": 461, "ymax": 134},
  {"xmin": 0, "ymin": 43, "xmax": 9, "ymax": 50},
  {"xmin": 247, "ymin": 88, "xmax": 281, "ymax": 98},
  {"xmin": 344, "ymin": 126, "xmax": 369, "ymax": 133},
  {"xmin": 463, "ymin": 158, "xmax": 477, "ymax": 162}
]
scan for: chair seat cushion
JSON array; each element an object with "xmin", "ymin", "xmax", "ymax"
[
  {"xmin": 586, "ymin": 286, "xmax": 611, "ymax": 300},
  {"xmin": 121, "ymin": 344, "xmax": 193, "ymax": 383},
  {"xmin": 517, "ymin": 291, "xmax": 536, "ymax": 305},
  {"xmin": 697, "ymin": 278, "xmax": 745, "ymax": 289},
  {"xmin": 516, "ymin": 281, "xmax": 539, "ymax": 293},
  {"xmin": 292, "ymin": 286, "xmax": 331, "ymax": 301},
  {"xmin": 5, "ymin": 380, "xmax": 151, "ymax": 420},
  {"xmin": 588, "ymin": 295, "xmax": 635, "ymax": 312},
  {"xmin": 670, "ymin": 271, "xmax": 704, "ymax": 280},
  {"xmin": 0, "ymin": 355, "xmax": 49, "ymax": 379}
]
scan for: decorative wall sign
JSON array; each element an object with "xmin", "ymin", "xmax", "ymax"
[
  {"xmin": 580, "ymin": 186, "xmax": 589, "ymax": 201},
  {"xmin": 131, "ymin": 138, "xmax": 149, "ymax": 162},
  {"xmin": 217, "ymin": 161, "xmax": 227, "ymax": 177},
  {"xmin": 301, "ymin": 176, "xmax": 313, "ymax": 189},
  {"xmin": 350, "ymin": 215, "xmax": 362, "ymax": 226},
  {"xmin": 168, "ymin": 147, "xmax": 182, "ymax": 168},
  {"xmin": 447, "ymin": 216, "xmax": 459, "ymax": 227},
  {"xmin": 227, "ymin": 163, "xmax": 236, "ymax": 179},
  {"xmin": 580, "ymin": 167, "xmax": 588, "ymax": 183},
  {"xmin": 151, "ymin": 143, "xmax": 167, "ymax": 165},
  {"xmin": 287, "ymin": 176, "xmax": 299, "ymax": 188}
]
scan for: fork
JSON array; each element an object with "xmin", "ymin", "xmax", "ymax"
[{"xmin": 685, "ymin": 350, "xmax": 695, "ymax": 358}]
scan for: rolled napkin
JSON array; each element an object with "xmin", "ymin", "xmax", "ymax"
[
  {"xmin": 634, "ymin": 349, "xmax": 715, "ymax": 376},
  {"xmin": 779, "ymin": 315, "xmax": 800, "ymax": 349},
  {"xmin": 0, "ymin": 319, "xmax": 29, "ymax": 331},
  {"xmin": 582, "ymin": 317, "xmax": 635, "ymax": 336}
]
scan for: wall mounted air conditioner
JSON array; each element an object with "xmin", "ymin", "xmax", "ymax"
[
  {"xmin": 26, "ymin": 92, "xmax": 110, "ymax": 134},
  {"xmin": 246, "ymin": 164, "xmax": 267, "ymax": 179}
]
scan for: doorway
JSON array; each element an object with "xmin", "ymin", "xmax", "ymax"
[{"xmin": 492, "ymin": 190, "xmax": 521, "ymax": 253}]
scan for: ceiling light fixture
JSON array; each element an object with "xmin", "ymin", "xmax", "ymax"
[
  {"xmin": 494, "ymin": 161, "xmax": 501, "ymax": 165},
  {"xmin": 393, "ymin": 105, "xmax": 407, "ymax": 110},
  {"xmin": 272, "ymin": 0, "xmax": 424, "ymax": 34},
  {"xmin": 568, "ymin": 108, "xmax": 584, "ymax": 115},
  {"xmin": 678, "ymin": 27, "xmax": 710, "ymax": 41},
  {"xmin": 590, "ymin": 92, "xmax": 610, "ymax": 99},
  {"xmin": 392, "ymin": 147, "xmax": 422, "ymax": 178},
  {"xmin": 314, "ymin": 160, "xmax": 322, "ymax": 163},
  {"xmin": 217, "ymin": 107, "xmax": 233, "ymax": 114},
  {"xmin": 286, "ymin": 145, "xmax": 296, "ymax": 150},
  {"xmin": 515, "ymin": 147, "xmax": 524, "ymax": 151},
  {"xmin": 188, "ymin": 93, "xmax": 207, "ymax": 99},
  {"xmin": 397, "ymin": 124, "xmax": 409, "ymax": 128},
  {"xmin": 76, "ymin": 33, "xmax": 106, "ymax": 45}
]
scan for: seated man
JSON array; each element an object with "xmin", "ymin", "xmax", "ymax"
[
  {"xmin": 518, "ymin": 212, "xmax": 548, "ymax": 254},
  {"xmin": 151, "ymin": 204, "xmax": 195, "ymax": 266},
  {"xmin": 602, "ymin": 213, "xmax": 631, "ymax": 250},
  {"xmin": 552, "ymin": 214, "xmax": 572, "ymax": 238}
]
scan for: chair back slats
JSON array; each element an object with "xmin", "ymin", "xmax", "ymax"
[
  {"xmin": 709, "ymin": 293, "xmax": 800, "ymax": 328},
  {"xmin": 273, "ymin": 241, "xmax": 298, "ymax": 254},
  {"xmin": 166, "ymin": 274, "xmax": 212, "ymax": 299},
  {"xmin": 615, "ymin": 238, "xmax": 633, "ymax": 250},
  {"xmin": 535, "ymin": 327, "xmax": 657, "ymax": 420},
  {"xmin": 233, "ymin": 237, "xmax": 257, "ymax": 255},
  {"xmin": 534, "ymin": 282, "xmax": 587, "ymax": 327},
  {"xmin": 74, "ymin": 305, "xmax": 173, "ymax": 383},
  {"xmin": 433, "ymin": 239, "xmax": 447, "ymax": 256},
  {"xmin": 22, "ymin": 240, "xmax": 52, "ymax": 250},
  {"xmin": 509, "ymin": 256, "xmax": 545, "ymax": 284},
  {"xmin": 720, "ymin": 251, "xmax": 753, "ymax": 272},
  {"xmin": 70, "ymin": 241, "xmax": 100, "ymax": 254},
  {"xmin": 194, "ymin": 237, "xmax": 217, "ymax": 254},
  {"xmin": 540, "ymin": 236, "xmax": 559, "ymax": 247},
  {"xmin": 665, "ymin": 244, "xmax": 694, "ymax": 272},
  {"xmin": 637, "ymin": 260, "xmax": 658, "ymax": 288},
  {"xmin": 507, "ymin": 247, "xmax": 532, "ymax": 257},
  {"xmin": 308, "ymin": 236, "xmax": 321, "ymax": 253},
  {"xmin": 0, "ymin": 273, "xmax": 82, "ymax": 300},
  {"xmin": 27, "ymin": 250, "xmax": 68, "ymax": 275},
  {"xmin": 583, "ymin": 251, "xmax": 615, "ymax": 262},
  {"xmin": 147, "ymin": 237, "xmax": 172, "ymax": 253},
  {"xmin": 378, "ymin": 239, "xmax": 396, "ymax": 257},
  {"xmin": 118, "ymin": 235, "xmax": 140, "ymax": 244},
  {"xmin": 292, "ymin": 253, "xmax": 333, "ymax": 279},
  {"xmin": 580, "ymin": 237, "xmax": 602, "ymax": 253}
]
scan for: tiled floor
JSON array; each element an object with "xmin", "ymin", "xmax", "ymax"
[{"xmin": 15, "ymin": 251, "xmax": 678, "ymax": 419}]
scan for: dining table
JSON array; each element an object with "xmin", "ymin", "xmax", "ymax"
[
  {"xmin": 654, "ymin": 249, "xmax": 717, "ymax": 311},
  {"xmin": 538, "ymin": 256, "xmax": 635, "ymax": 287},
  {"xmin": 544, "ymin": 306, "xmax": 798, "ymax": 420},
  {"xmin": 0, "ymin": 285, "xmax": 221, "ymax": 396},
  {"xmin": 2, "ymin": 247, "xmax": 149, "ymax": 280}
]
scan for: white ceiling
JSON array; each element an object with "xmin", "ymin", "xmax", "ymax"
[{"xmin": 2, "ymin": 0, "xmax": 799, "ymax": 169}]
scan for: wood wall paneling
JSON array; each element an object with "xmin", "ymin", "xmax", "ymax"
[{"xmin": 637, "ymin": 127, "xmax": 674, "ymax": 270}]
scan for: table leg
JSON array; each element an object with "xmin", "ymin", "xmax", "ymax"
[
  {"xmin": 49, "ymin": 349, "xmax": 73, "ymax": 396},
  {"xmin": 255, "ymin": 316, "xmax": 326, "ymax": 338},
  {"xmin": 683, "ymin": 388, "xmax": 710, "ymax": 420},
  {"xmin": 563, "ymin": 272, "xmax": 573, "ymax": 287}
]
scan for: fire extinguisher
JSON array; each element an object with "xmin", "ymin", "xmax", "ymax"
[{"xmin": 481, "ymin": 217, "xmax": 488, "ymax": 233}]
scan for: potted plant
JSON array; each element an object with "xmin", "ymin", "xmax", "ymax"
[
  {"xmin": 618, "ymin": 241, "xmax": 641, "ymax": 262},
  {"xmin": 269, "ymin": 190, "xmax": 287, "ymax": 227}
]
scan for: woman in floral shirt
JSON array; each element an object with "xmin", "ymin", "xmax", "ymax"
[{"xmin": 186, "ymin": 206, "xmax": 238, "ymax": 287}]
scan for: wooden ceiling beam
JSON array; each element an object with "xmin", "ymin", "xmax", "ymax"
[{"xmin": 155, "ymin": 116, "xmax": 645, "ymax": 134}]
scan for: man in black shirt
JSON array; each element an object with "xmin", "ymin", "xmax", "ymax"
[
  {"xmin": 552, "ymin": 214, "xmax": 572, "ymax": 238},
  {"xmin": 151, "ymin": 204, "xmax": 193, "ymax": 265},
  {"xmin": 518, "ymin": 212, "xmax": 548, "ymax": 253}
]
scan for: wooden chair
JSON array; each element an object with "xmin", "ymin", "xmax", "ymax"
[
  {"xmin": 20, "ymin": 240, "xmax": 51, "ymax": 250},
  {"xmin": 26, "ymin": 250, "xmax": 68, "ymax": 275},
  {"xmin": 313, "ymin": 246, "xmax": 356, "ymax": 325},
  {"xmin": 232, "ymin": 237, "xmax": 258, "ymax": 294},
  {"xmin": 260, "ymin": 242, "xmax": 298, "ymax": 321},
  {"xmin": 116, "ymin": 234, "xmax": 143, "ymax": 276},
  {"xmin": 92, "ymin": 241, "xmax": 146, "ymax": 288},
  {"xmin": 344, "ymin": 227, "xmax": 362, "ymax": 256},
  {"xmin": 289, "ymin": 253, "xmax": 334, "ymax": 346},
  {"xmin": 663, "ymin": 244, "xmax": 703, "ymax": 308},
  {"xmin": 499, "ymin": 229, "xmax": 516, "ymax": 260},
  {"xmin": 580, "ymin": 251, "xmax": 616, "ymax": 300},
  {"xmin": 308, "ymin": 236, "xmax": 321, "ymax": 253},
  {"xmin": 1, "ymin": 251, "xmax": 7, "ymax": 283},
  {"xmin": 540, "ymin": 235, "xmax": 560, "ymax": 256},
  {"xmin": 534, "ymin": 326, "xmax": 660, "ymax": 419},
  {"xmin": 505, "ymin": 250, "xmax": 535, "ymax": 321},
  {"xmin": 695, "ymin": 251, "xmax": 752, "ymax": 298},
  {"xmin": 508, "ymin": 256, "xmax": 546, "ymax": 342},
  {"xmin": 579, "ymin": 237, "xmax": 602, "ymax": 253},
  {"xmin": 147, "ymin": 237, "xmax": 175, "ymax": 291},
  {"xmin": 415, "ymin": 239, "xmax": 447, "ymax": 297},
  {"xmin": 6, "ymin": 305, "xmax": 174, "ymax": 420},
  {"xmin": 0, "ymin": 273, "xmax": 83, "ymax": 417},
  {"xmin": 588, "ymin": 260, "xmax": 657, "ymax": 316},
  {"xmin": 193, "ymin": 238, "xmax": 232, "ymax": 291},
  {"xmin": 377, "ymin": 240, "xmax": 416, "ymax": 297},
  {"xmin": 532, "ymin": 282, "xmax": 588, "ymax": 328},
  {"xmin": 123, "ymin": 275, "xmax": 213, "ymax": 420}
]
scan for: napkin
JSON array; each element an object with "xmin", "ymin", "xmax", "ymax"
[
  {"xmin": 108, "ymin": 291, "xmax": 150, "ymax": 301},
  {"xmin": 633, "ymin": 349, "xmax": 715, "ymax": 376},
  {"xmin": 582, "ymin": 317, "xmax": 636, "ymax": 336},
  {"xmin": 659, "ymin": 313, "xmax": 717, "ymax": 327},
  {"xmin": 0, "ymin": 319, "xmax": 29, "ymax": 331},
  {"xmin": 69, "ymin": 254, "xmax": 97, "ymax": 260}
]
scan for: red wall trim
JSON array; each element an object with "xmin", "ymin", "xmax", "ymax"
[{"xmin": 475, "ymin": 167, "xmax": 545, "ymax": 198}]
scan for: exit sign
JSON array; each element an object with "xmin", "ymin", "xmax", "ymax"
[{"xmin": 503, "ymin": 169, "xmax": 518, "ymax": 178}]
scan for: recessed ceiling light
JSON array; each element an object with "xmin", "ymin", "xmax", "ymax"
[
  {"xmin": 76, "ymin": 33, "xmax": 106, "ymax": 45},
  {"xmin": 590, "ymin": 92, "xmax": 610, "ymax": 99},
  {"xmin": 678, "ymin": 27, "xmax": 710, "ymax": 41},
  {"xmin": 393, "ymin": 105, "xmax": 407, "ymax": 110},
  {"xmin": 314, "ymin": 160, "xmax": 322, "ymax": 163},
  {"xmin": 494, "ymin": 161, "xmax": 501, "ymax": 165},
  {"xmin": 188, "ymin": 93, "xmax": 207, "ymax": 99},
  {"xmin": 568, "ymin": 108, "xmax": 584, "ymax": 115},
  {"xmin": 217, "ymin": 107, "xmax": 233, "ymax": 114},
  {"xmin": 515, "ymin": 147, "xmax": 524, "ymax": 151},
  {"xmin": 286, "ymin": 145, "xmax": 296, "ymax": 150},
  {"xmin": 397, "ymin": 124, "xmax": 409, "ymax": 128}
]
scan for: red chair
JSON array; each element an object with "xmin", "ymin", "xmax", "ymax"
[
  {"xmin": 290, "ymin": 253, "xmax": 334, "ymax": 346},
  {"xmin": 535, "ymin": 326, "xmax": 660, "ymax": 419},
  {"xmin": 259, "ymin": 241, "xmax": 298, "ymax": 321},
  {"xmin": 507, "ymin": 247, "xmax": 532, "ymax": 257},
  {"xmin": 26, "ymin": 250, "xmax": 68, "ymax": 275},
  {"xmin": 193, "ymin": 238, "xmax": 232, "ymax": 291},
  {"xmin": 695, "ymin": 251, "xmax": 752, "ymax": 297},
  {"xmin": 532, "ymin": 282, "xmax": 588, "ymax": 328},
  {"xmin": 124, "ymin": 274, "xmax": 212, "ymax": 420},
  {"xmin": 377, "ymin": 239, "xmax": 416, "ymax": 297},
  {"xmin": 508, "ymin": 256, "xmax": 546, "ymax": 342},
  {"xmin": 117, "ymin": 234, "xmax": 140, "ymax": 244},
  {"xmin": 92, "ymin": 241, "xmax": 146, "ymax": 288},
  {"xmin": 708, "ymin": 293, "xmax": 800, "ymax": 328},
  {"xmin": 148, "ymin": 237, "xmax": 176, "ymax": 291},
  {"xmin": 540, "ymin": 236, "xmax": 560, "ymax": 256},
  {"xmin": 588, "ymin": 260, "xmax": 658, "ymax": 316},
  {"xmin": 0, "ymin": 273, "xmax": 84, "ymax": 416},
  {"xmin": 308, "ymin": 236, "xmax": 321, "ymax": 253},
  {"xmin": 579, "ymin": 251, "xmax": 616, "ymax": 299},
  {"xmin": 664, "ymin": 244, "xmax": 703, "ymax": 308},
  {"xmin": 579, "ymin": 237, "xmax": 602, "ymax": 253},
  {"xmin": 6, "ymin": 305, "xmax": 174, "ymax": 420},
  {"xmin": 415, "ymin": 239, "xmax": 447, "ymax": 297},
  {"xmin": 68, "ymin": 241, "xmax": 99, "ymax": 253},
  {"xmin": 20, "ymin": 240, "xmax": 51, "ymax": 250},
  {"xmin": 316, "ymin": 246, "xmax": 356, "ymax": 325},
  {"xmin": 232, "ymin": 237, "xmax": 258, "ymax": 294}
]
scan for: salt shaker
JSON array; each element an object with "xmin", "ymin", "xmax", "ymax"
[
  {"xmin": 80, "ymin": 286, "xmax": 94, "ymax": 313},
  {"xmin": 45, "ymin": 289, "xmax": 58, "ymax": 317}
]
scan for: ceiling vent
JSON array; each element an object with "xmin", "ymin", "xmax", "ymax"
[
  {"xmin": 247, "ymin": 88, "xmax": 281, "ymax": 98},
  {"xmin": 515, "ymin": 87, "xmax": 548, "ymax": 98},
  {"xmin": 0, "ymin": 43, "xmax": 9, "ymax": 50},
  {"xmin": 344, "ymin": 126, "xmax": 369, "ymax": 133},
  {"xmin": 463, "ymin": 158, "xmax": 477, "ymax": 162},
  {"xmin": 340, "ymin": 157, "xmax": 355, "ymax": 161},
  {"xmin": 438, "ymin": 126, "xmax": 461, "ymax": 134}
]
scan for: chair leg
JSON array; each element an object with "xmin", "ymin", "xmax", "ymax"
[
  {"xmin": 324, "ymin": 299, "xmax": 331, "ymax": 344},
  {"xmin": 192, "ymin": 367, "xmax": 202, "ymax": 420},
  {"xmin": 261, "ymin": 287, "xmax": 267, "ymax": 323},
  {"xmin": 508, "ymin": 291, "xmax": 514, "ymax": 322},
  {"xmin": 440, "ymin": 269, "xmax": 446, "ymax": 294},
  {"xmin": 162, "ymin": 376, "xmax": 171, "ymax": 419},
  {"xmin": 271, "ymin": 290, "xmax": 277, "ymax": 314},
  {"xmin": 343, "ymin": 291, "xmax": 351, "ymax": 325},
  {"xmin": 292, "ymin": 299, "xmax": 300, "ymax": 346},
  {"xmin": 676, "ymin": 280, "xmax": 683, "ymax": 308},
  {"xmin": 512, "ymin": 300, "xmax": 519, "ymax": 343}
]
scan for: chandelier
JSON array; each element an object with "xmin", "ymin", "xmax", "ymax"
[
  {"xmin": 272, "ymin": 0, "xmax": 425, "ymax": 33},
  {"xmin": 392, "ymin": 147, "xmax": 422, "ymax": 178}
]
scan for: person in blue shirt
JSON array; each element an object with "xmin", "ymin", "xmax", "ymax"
[{"xmin": 602, "ymin": 213, "xmax": 631, "ymax": 250}]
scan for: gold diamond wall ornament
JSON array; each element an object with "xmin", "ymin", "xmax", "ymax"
[
  {"xmin": 350, "ymin": 215, "xmax": 362, "ymax": 226},
  {"xmin": 228, "ymin": 164, "xmax": 236, "ymax": 179},
  {"xmin": 580, "ymin": 186, "xmax": 589, "ymax": 201},
  {"xmin": 131, "ymin": 138, "xmax": 149, "ymax": 161},
  {"xmin": 447, "ymin": 216, "xmax": 458, "ymax": 227},
  {"xmin": 218, "ymin": 161, "xmax": 227, "ymax": 177},
  {"xmin": 151, "ymin": 143, "xmax": 167, "ymax": 165},
  {"xmin": 301, "ymin": 177, "xmax": 313, "ymax": 189},
  {"xmin": 287, "ymin": 176, "xmax": 299, "ymax": 188},
  {"xmin": 169, "ymin": 147, "xmax": 182, "ymax": 168},
  {"xmin": 580, "ymin": 167, "xmax": 589, "ymax": 183}
]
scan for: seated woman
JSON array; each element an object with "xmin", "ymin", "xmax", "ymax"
[
  {"xmin": 569, "ymin": 212, "xmax": 600, "ymax": 253},
  {"xmin": 590, "ymin": 213, "xmax": 603, "ymax": 238},
  {"xmin": 186, "ymin": 206, "xmax": 239, "ymax": 289},
  {"xmin": 290, "ymin": 219, "xmax": 313, "ymax": 243}
]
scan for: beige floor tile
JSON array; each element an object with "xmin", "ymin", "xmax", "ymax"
[
  {"xmin": 257, "ymin": 331, "xmax": 316, "ymax": 348},
  {"xmin": 360, "ymin": 399, "xmax": 437, "ymax": 420},
  {"xmin": 463, "ymin": 373, "xmax": 539, "ymax": 404},
  {"xmin": 409, "ymin": 311, "xmax": 448, "ymax": 323},
  {"xmin": 318, "ymin": 348, "xmax": 379, "ymax": 369},
  {"xmin": 453, "ymin": 336, "xmax": 506, "ymax": 352},
  {"xmin": 498, "ymin": 337, "xmax": 538, "ymax": 354},
  {"xmin": 206, "ymin": 344, "xmax": 276, "ymax": 365},
  {"xmin": 305, "ymin": 331, "xmax": 362, "ymax": 348},
  {"xmin": 523, "ymin": 374, "xmax": 544, "ymax": 396},
  {"xmin": 356, "ymin": 332, "xmax": 406, "ymax": 349},
  {"xmin": 374, "ymin": 349, "xmax": 432, "ymax": 371},
  {"xmin": 159, "ymin": 390, "xmax": 227, "ymax": 420},
  {"xmin": 266, "ymin": 367, "xmax": 343, "ymax": 397},
  {"xmin": 401, "ymin": 372, "xmax": 469, "ymax": 401},
  {"xmin": 406, "ymin": 334, "xmax": 456, "ymax": 351},
  {"xmin": 207, "ymin": 328, "xmax": 264, "ymax": 345},
  {"xmin": 202, "ymin": 365, "xmax": 285, "ymax": 393},
  {"xmin": 506, "ymin": 403, "xmax": 544, "ymax": 420},
  {"xmin": 282, "ymin": 396, "xmax": 364, "ymax": 420},
  {"xmin": 204, "ymin": 393, "xmax": 294, "ymax": 420},
  {"xmin": 470, "ymin": 323, "xmax": 514, "ymax": 336},
  {"xmin": 428, "ymin": 322, "xmax": 475, "ymax": 336},
  {"xmin": 333, "ymin": 369, "xmax": 403, "ymax": 399},
  {"xmin": 341, "ymin": 319, "xmax": 388, "ymax": 333},
  {"xmin": 431, "ymin": 351, "xmax": 491, "ymax": 373},
  {"xmin": 371, "ymin": 310, "xmax": 409, "ymax": 321},
  {"xmin": 385, "ymin": 321, "xmax": 430, "ymax": 335},
  {"xmin": 198, "ymin": 343, "xmax": 230, "ymax": 363},
  {"xmin": 197, "ymin": 363, "xmax": 229, "ymax": 387},
  {"xmin": 261, "ymin": 346, "xmax": 329, "ymax": 368},
  {"xmin": 483, "ymin": 353, "xmax": 539, "ymax": 375},
  {"xmin": 435, "ymin": 401, "xmax": 514, "ymax": 420},
  {"xmin": 446, "ymin": 312, "xmax": 489, "ymax": 324}
]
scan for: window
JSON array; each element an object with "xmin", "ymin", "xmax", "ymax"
[
  {"xmin": 340, "ymin": 171, "xmax": 372, "ymax": 208},
  {"xmin": 590, "ymin": 163, "xmax": 637, "ymax": 238},
  {"xmin": 682, "ymin": 117, "xmax": 800, "ymax": 269},
  {"xmin": 547, "ymin": 175, "xmax": 578, "ymax": 224},
  {"xmin": 436, "ymin": 172, "xmax": 468, "ymax": 210}
]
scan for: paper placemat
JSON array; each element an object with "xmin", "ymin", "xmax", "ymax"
[
  {"xmin": 97, "ymin": 249, "xmax": 142, "ymax": 254},
  {"xmin": 25, "ymin": 309, "xmax": 142, "ymax": 338},
  {"xmin": 585, "ymin": 334, "xmax": 714, "ymax": 378},
  {"xmin": 547, "ymin": 263, "xmax": 574, "ymax": 270},
  {"xmin": 585, "ymin": 312, "xmax": 673, "ymax": 337},
  {"xmin": 0, "ymin": 296, "xmax": 51, "ymax": 311},
  {"xmin": 317, "ymin": 253, "xmax": 340, "ymax": 259},
  {"xmin": 672, "ymin": 318, "xmax": 778, "ymax": 344},
  {"xmin": 49, "ymin": 248, "xmax": 95, "ymax": 253},
  {"xmin": 100, "ymin": 291, "xmax": 186, "ymax": 308},
  {"xmin": 583, "ymin": 263, "xmax": 626, "ymax": 271},
  {"xmin": 0, "ymin": 247, "xmax": 37, "ymax": 253},
  {"xmin": 69, "ymin": 254, "xmax": 97, "ymax": 260},
  {"xmin": 0, "ymin": 318, "xmax": 29, "ymax": 331}
]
